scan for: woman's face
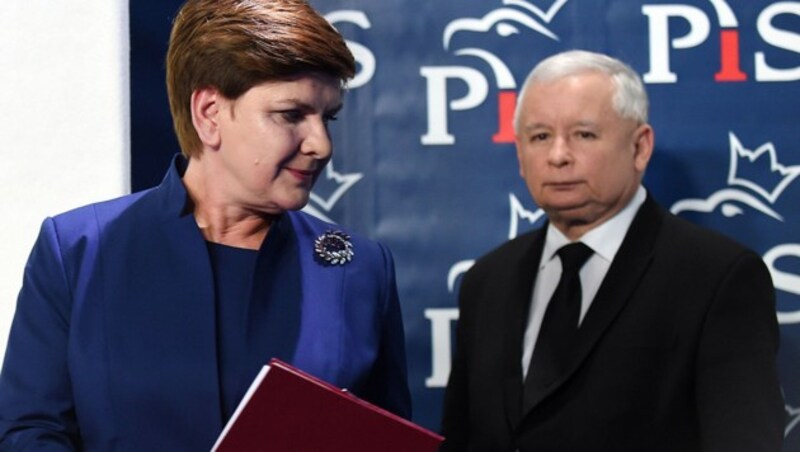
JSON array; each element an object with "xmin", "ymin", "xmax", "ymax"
[{"xmin": 211, "ymin": 72, "xmax": 342, "ymax": 215}]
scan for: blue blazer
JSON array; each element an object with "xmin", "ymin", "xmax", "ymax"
[{"xmin": 0, "ymin": 158, "xmax": 411, "ymax": 451}]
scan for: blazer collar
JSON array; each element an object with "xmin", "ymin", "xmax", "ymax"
[
  {"xmin": 520, "ymin": 195, "xmax": 664, "ymax": 417},
  {"xmin": 152, "ymin": 154, "xmax": 194, "ymax": 220},
  {"xmin": 136, "ymin": 155, "xmax": 302, "ymax": 433}
]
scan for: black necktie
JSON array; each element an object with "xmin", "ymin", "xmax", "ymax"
[{"xmin": 523, "ymin": 242, "xmax": 593, "ymax": 408}]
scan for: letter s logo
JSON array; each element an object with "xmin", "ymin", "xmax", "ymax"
[{"xmin": 326, "ymin": 11, "xmax": 377, "ymax": 88}]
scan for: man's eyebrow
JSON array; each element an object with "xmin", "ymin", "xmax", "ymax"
[
  {"xmin": 521, "ymin": 120, "xmax": 601, "ymax": 133},
  {"xmin": 522, "ymin": 123, "xmax": 549, "ymax": 133}
]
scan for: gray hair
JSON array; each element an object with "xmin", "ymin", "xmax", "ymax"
[{"xmin": 513, "ymin": 50, "xmax": 649, "ymax": 131}]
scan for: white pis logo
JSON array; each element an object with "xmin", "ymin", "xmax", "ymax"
[
  {"xmin": 421, "ymin": 0, "xmax": 800, "ymax": 147},
  {"xmin": 420, "ymin": 0, "xmax": 569, "ymax": 146},
  {"xmin": 326, "ymin": 10, "xmax": 376, "ymax": 89},
  {"xmin": 643, "ymin": 0, "xmax": 800, "ymax": 83}
]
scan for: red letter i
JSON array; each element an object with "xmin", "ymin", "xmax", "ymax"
[
  {"xmin": 715, "ymin": 29, "xmax": 747, "ymax": 82},
  {"xmin": 492, "ymin": 91, "xmax": 516, "ymax": 144}
]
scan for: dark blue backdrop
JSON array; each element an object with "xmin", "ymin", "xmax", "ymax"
[{"xmin": 130, "ymin": 0, "xmax": 800, "ymax": 446}]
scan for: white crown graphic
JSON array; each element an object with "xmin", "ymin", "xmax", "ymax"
[
  {"xmin": 303, "ymin": 162, "xmax": 363, "ymax": 223},
  {"xmin": 727, "ymin": 132, "xmax": 800, "ymax": 204},
  {"xmin": 309, "ymin": 162, "xmax": 363, "ymax": 212},
  {"xmin": 787, "ymin": 402, "xmax": 800, "ymax": 438},
  {"xmin": 508, "ymin": 193, "xmax": 546, "ymax": 239}
]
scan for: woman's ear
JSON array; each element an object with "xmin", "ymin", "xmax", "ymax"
[{"xmin": 190, "ymin": 87, "xmax": 223, "ymax": 150}]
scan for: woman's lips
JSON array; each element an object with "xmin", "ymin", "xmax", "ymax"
[{"xmin": 285, "ymin": 167, "xmax": 316, "ymax": 182}]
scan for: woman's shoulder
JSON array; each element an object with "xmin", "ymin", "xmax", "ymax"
[
  {"xmin": 41, "ymin": 188, "xmax": 162, "ymax": 250},
  {"xmin": 50, "ymin": 189, "xmax": 154, "ymax": 227},
  {"xmin": 50, "ymin": 158, "xmax": 186, "ymax": 232}
]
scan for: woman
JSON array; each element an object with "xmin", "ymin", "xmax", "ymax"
[{"xmin": 0, "ymin": 0, "xmax": 411, "ymax": 449}]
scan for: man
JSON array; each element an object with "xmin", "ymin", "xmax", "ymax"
[{"xmin": 441, "ymin": 50, "xmax": 784, "ymax": 451}]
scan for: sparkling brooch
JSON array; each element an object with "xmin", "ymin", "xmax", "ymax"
[{"xmin": 314, "ymin": 230, "xmax": 354, "ymax": 266}]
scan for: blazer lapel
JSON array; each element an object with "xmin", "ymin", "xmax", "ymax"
[
  {"xmin": 151, "ymin": 161, "xmax": 223, "ymax": 434},
  {"xmin": 105, "ymin": 157, "xmax": 224, "ymax": 444},
  {"xmin": 156, "ymin": 214, "xmax": 221, "ymax": 423},
  {"xmin": 283, "ymin": 212, "xmax": 346, "ymax": 380},
  {"xmin": 503, "ymin": 230, "xmax": 546, "ymax": 428},
  {"xmin": 521, "ymin": 196, "xmax": 664, "ymax": 416}
]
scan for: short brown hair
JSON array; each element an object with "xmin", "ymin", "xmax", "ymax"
[{"xmin": 166, "ymin": 0, "xmax": 356, "ymax": 157}]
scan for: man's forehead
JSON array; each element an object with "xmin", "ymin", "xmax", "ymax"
[{"xmin": 521, "ymin": 118, "xmax": 602, "ymax": 131}]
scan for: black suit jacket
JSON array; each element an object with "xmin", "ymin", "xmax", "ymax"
[{"xmin": 441, "ymin": 195, "xmax": 784, "ymax": 451}]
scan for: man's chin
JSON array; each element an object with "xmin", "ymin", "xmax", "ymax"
[
  {"xmin": 541, "ymin": 199, "xmax": 591, "ymax": 216},
  {"xmin": 543, "ymin": 202, "xmax": 597, "ymax": 224}
]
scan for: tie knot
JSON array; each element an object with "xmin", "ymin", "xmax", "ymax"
[{"xmin": 557, "ymin": 242, "xmax": 593, "ymax": 274}]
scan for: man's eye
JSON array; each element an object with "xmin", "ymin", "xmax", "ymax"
[
  {"xmin": 576, "ymin": 131, "xmax": 596, "ymax": 139},
  {"xmin": 530, "ymin": 133, "xmax": 548, "ymax": 142}
]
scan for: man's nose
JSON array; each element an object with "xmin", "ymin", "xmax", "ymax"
[{"xmin": 547, "ymin": 136, "xmax": 572, "ymax": 166}]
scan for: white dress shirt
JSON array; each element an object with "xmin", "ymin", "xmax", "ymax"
[{"xmin": 521, "ymin": 186, "xmax": 647, "ymax": 379}]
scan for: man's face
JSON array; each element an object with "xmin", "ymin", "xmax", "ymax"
[{"xmin": 514, "ymin": 71, "xmax": 653, "ymax": 239}]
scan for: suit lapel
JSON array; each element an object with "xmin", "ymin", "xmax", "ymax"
[
  {"xmin": 521, "ymin": 196, "xmax": 664, "ymax": 416},
  {"xmin": 503, "ymin": 230, "xmax": 546, "ymax": 428}
]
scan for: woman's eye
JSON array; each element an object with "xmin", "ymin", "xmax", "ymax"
[
  {"xmin": 323, "ymin": 114, "xmax": 338, "ymax": 126},
  {"xmin": 280, "ymin": 110, "xmax": 304, "ymax": 123}
]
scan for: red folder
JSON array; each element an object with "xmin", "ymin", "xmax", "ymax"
[{"xmin": 211, "ymin": 358, "xmax": 444, "ymax": 451}]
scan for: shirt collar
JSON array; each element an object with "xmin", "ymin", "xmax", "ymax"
[{"xmin": 541, "ymin": 185, "xmax": 647, "ymax": 267}]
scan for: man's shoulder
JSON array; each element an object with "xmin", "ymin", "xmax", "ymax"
[
  {"xmin": 468, "ymin": 229, "xmax": 543, "ymax": 275},
  {"xmin": 658, "ymin": 210, "xmax": 752, "ymax": 259},
  {"xmin": 630, "ymin": 193, "xmax": 755, "ymax": 263}
]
